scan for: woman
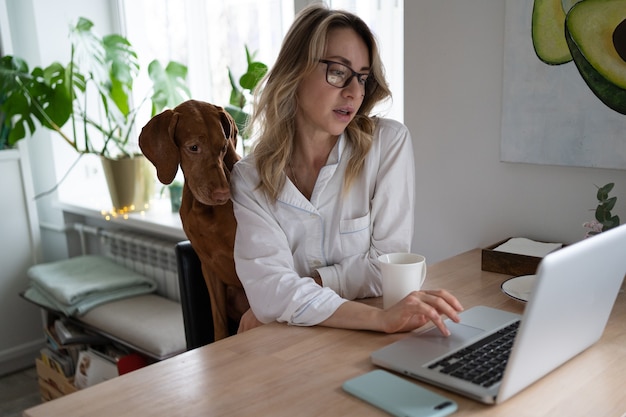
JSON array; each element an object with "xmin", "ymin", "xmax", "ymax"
[{"xmin": 231, "ymin": 4, "xmax": 463, "ymax": 336}]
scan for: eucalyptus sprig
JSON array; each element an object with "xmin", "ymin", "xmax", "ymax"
[{"xmin": 593, "ymin": 182, "xmax": 620, "ymax": 233}]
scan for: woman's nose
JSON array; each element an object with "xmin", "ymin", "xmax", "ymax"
[{"xmin": 342, "ymin": 76, "xmax": 364, "ymax": 99}]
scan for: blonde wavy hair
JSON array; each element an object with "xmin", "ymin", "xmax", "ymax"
[{"xmin": 246, "ymin": 3, "xmax": 392, "ymax": 201}]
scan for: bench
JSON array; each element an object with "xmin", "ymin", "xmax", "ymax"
[{"xmin": 25, "ymin": 225, "xmax": 187, "ymax": 361}]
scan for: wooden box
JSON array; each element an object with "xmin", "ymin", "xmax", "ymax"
[
  {"xmin": 36, "ymin": 358, "xmax": 78, "ymax": 401},
  {"xmin": 481, "ymin": 238, "xmax": 542, "ymax": 276}
]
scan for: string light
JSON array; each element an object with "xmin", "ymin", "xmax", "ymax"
[{"xmin": 100, "ymin": 204, "xmax": 150, "ymax": 221}]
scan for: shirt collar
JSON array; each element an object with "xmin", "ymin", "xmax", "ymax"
[{"xmin": 277, "ymin": 133, "xmax": 346, "ymax": 210}]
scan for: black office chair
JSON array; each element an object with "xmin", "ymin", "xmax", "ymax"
[{"xmin": 175, "ymin": 240, "xmax": 215, "ymax": 349}]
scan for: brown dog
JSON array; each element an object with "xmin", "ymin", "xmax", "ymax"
[{"xmin": 139, "ymin": 100, "xmax": 248, "ymax": 342}]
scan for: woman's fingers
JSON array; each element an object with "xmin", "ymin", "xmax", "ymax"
[
  {"xmin": 403, "ymin": 290, "xmax": 464, "ymax": 335},
  {"xmin": 420, "ymin": 289, "xmax": 464, "ymax": 321}
]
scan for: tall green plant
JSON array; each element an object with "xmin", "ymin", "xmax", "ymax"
[
  {"xmin": 0, "ymin": 17, "xmax": 189, "ymax": 158},
  {"xmin": 225, "ymin": 45, "xmax": 267, "ymax": 153}
]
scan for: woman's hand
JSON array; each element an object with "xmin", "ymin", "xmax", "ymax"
[
  {"xmin": 320, "ymin": 289, "xmax": 464, "ymax": 336},
  {"xmin": 380, "ymin": 289, "xmax": 464, "ymax": 336},
  {"xmin": 237, "ymin": 308, "xmax": 265, "ymax": 334}
]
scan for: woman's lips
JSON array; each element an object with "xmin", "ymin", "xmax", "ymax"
[{"xmin": 334, "ymin": 106, "xmax": 354, "ymax": 122}]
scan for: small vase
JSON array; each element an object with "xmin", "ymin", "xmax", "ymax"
[{"xmin": 100, "ymin": 155, "xmax": 154, "ymax": 213}]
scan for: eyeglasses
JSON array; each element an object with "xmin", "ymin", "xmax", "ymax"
[{"xmin": 319, "ymin": 59, "xmax": 370, "ymax": 91}]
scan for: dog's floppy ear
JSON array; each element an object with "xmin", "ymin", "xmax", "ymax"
[
  {"xmin": 139, "ymin": 109, "xmax": 180, "ymax": 184},
  {"xmin": 219, "ymin": 108, "xmax": 240, "ymax": 171}
]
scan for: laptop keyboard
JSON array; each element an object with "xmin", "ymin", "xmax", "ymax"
[{"xmin": 427, "ymin": 320, "xmax": 521, "ymax": 388}]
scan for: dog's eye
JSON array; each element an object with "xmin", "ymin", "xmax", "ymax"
[{"xmin": 189, "ymin": 145, "xmax": 199, "ymax": 153}]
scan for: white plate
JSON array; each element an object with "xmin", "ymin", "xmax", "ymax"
[{"xmin": 500, "ymin": 274, "xmax": 536, "ymax": 303}]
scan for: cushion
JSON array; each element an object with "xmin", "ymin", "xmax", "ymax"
[
  {"xmin": 79, "ymin": 294, "xmax": 186, "ymax": 360},
  {"xmin": 25, "ymin": 255, "xmax": 157, "ymax": 316}
]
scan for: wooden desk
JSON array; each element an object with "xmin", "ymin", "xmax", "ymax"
[{"xmin": 24, "ymin": 249, "xmax": 626, "ymax": 417}]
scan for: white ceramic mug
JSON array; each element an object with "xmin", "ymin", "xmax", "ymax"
[{"xmin": 378, "ymin": 252, "xmax": 427, "ymax": 309}]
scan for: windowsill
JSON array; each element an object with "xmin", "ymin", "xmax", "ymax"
[{"xmin": 57, "ymin": 197, "xmax": 187, "ymax": 241}]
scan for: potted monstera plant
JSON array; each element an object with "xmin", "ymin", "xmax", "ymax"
[{"xmin": 0, "ymin": 17, "xmax": 190, "ymax": 212}]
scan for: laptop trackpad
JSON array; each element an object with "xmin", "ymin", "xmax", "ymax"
[{"xmin": 417, "ymin": 322, "xmax": 485, "ymax": 351}]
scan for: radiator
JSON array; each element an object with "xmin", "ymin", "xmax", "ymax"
[{"xmin": 73, "ymin": 224, "xmax": 182, "ymax": 302}]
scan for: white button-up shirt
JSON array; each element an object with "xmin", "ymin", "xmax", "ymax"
[{"xmin": 231, "ymin": 118, "xmax": 415, "ymax": 325}]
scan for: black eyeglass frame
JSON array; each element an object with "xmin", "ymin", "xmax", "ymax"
[{"xmin": 318, "ymin": 59, "xmax": 375, "ymax": 95}]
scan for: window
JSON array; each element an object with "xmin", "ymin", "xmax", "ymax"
[
  {"xmin": 57, "ymin": 0, "xmax": 403, "ymax": 208},
  {"xmin": 120, "ymin": 0, "xmax": 403, "ymax": 126},
  {"xmin": 120, "ymin": 0, "xmax": 294, "ymax": 140},
  {"xmin": 329, "ymin": 0, "xmax": 404, "ymax": 121}
]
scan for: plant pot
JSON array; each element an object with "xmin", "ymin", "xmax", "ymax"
[{"xmin": 100, "ymin": 155, "xmax": 154, "ymax": 213}]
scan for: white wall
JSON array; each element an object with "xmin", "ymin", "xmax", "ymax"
[
  {"xmin": 406, "ymin": 0, "xmax": 626, "ymax": 264},
  {"xmin": 0, "ymin": 142, "xmax": 44, "ymax": 375}
]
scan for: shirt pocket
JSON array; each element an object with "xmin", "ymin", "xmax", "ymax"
[{"xmin": 339, "ymin": 213, "xmax": 371, "ymax": 256}]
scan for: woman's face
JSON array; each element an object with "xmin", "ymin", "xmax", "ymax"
[{"xmin": 295, "ymin": 27, "xmax": 370, "ymax": 140}]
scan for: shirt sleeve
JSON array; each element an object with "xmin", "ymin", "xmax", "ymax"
[{"xmin": 231, "ymin": 160, "xmax": 347, "ymax": 326}]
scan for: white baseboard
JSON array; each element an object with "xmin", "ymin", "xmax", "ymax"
[{"xmin": 0, "ymin": 339, "xmax": 45, "ymax": 376}]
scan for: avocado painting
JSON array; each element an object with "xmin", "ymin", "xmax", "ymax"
[
  {"xmin": 533, "ymin": 0, "xmax": 626, "ymax": 114},
  {"xmin": 501, "ymin": 0, "xmax": 626, "ymax": 170}
]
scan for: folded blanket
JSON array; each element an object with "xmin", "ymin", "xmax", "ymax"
[{"xmin": 24, "ymin": 255, "xmax": 157, "ymax": 316}]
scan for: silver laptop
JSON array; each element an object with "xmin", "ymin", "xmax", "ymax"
[{"xmin": 371, "ymin": 224, "xmax": 626, "ymax": 404}]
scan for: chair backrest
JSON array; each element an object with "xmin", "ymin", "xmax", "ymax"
[{"xmin": 175, "ymin": 240, "xmax": 215, "ymax": 349}]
